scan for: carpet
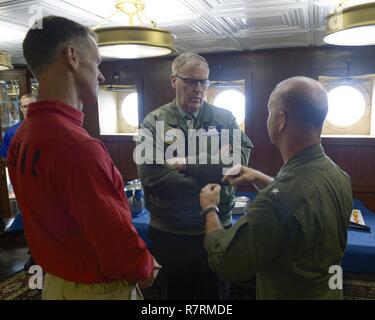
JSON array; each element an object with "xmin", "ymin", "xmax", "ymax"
[
  {"xmin": 0, "ymin": 271, "xmax": 374, "ymax": 300},
  {"xmin": 0, "ymin": 271, "xmax": 41, "ymax": 300}
]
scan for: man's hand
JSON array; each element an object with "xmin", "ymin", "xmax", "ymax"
[
  {"xmin": 200, "ymin": 184, "xmax": 223, "ymax": 234},
  {"xmin": 166, "ymin": 157, "xmax": 187, "ymax": 171},
  {"xmin": 200, "ymin": 184, "xmax": 221, "ymax": 209},
  {"xmin": 223, "ymin": 165, "xmax": 273, "ymax": 190},
  {"xmin": 222, "ymin": 165, "xmax": 258, "ymax": 187},
  {"xmin": 138, "ymin": 258, "xmax": 162, "ymax": 289}
]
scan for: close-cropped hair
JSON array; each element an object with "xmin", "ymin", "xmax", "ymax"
[
  {"xmin": 23, "ymin": 16, "xmax": 94, "ymax": 78},
  {"xmin": 280, "ymin": 86, "xmax": 328, "ymax": 127}
]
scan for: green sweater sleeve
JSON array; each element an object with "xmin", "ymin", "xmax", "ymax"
[{"xmin": 204, "ymin": 198, "xmax": 282, "ymax": 282}]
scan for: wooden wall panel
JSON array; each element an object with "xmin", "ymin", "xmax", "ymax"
[
  {"xmin": 103, "ymin": 140, "xmax": 137, "ymax": 181},
  {"xmin": 85, "ymin": 46, "xmax": 375, "ymax": 211}
]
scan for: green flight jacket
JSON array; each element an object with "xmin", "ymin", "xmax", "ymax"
[
  {"xmin": 204, "ymin": 144, "xmax": 352, "ymax": 299},
  {"xmin": 137, "ymin": 100, "xmax": 253, "ymax": 235}
]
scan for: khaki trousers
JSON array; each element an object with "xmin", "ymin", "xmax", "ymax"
[{"xmin": 42, "ymin": 273, "xmax": 143, "ymax": 300}]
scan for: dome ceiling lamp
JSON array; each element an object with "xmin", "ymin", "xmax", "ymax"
[
  {"xmin": 0, "ymin": 51, "xmax": 13, "ymax": 71},
  {"xmin": 323, "ymin": 1, "xmax": 375, "ymax": 46},
  {"xmin": 94, "ymin": 0, "xmax": 176, "ymax": 59}
]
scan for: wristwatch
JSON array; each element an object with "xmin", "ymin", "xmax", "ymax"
[{"xmin": 201, "ymin": 206, "xmax": 220, "ymax": 220}]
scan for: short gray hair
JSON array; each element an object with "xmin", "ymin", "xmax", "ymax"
[{"xmin": 171, "ymin": 52, "xmax": 209, "ymax": 75}]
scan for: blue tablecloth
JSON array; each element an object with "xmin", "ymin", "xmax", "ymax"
[
  {"xmin": 133, "ymin": 192, "xmax": 375, "ymax": 274},
  {"xmin": 342, "ymin": 199, "xmax": 375, "ymax": 274},
  {"xmin": 133, "ymin": 211, "xmax": 152, "ymax": 249}
]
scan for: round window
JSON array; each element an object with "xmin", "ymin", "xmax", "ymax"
[
  {"xmin": 327, "ymin": 86, "xmax": 366, "ymax": 127},
  {"xmin": 213, "ymin": 90, "xmax": 245, "ymax": 123},
  {"xmin": 121, "ymin": 92, "xmax": 138, "ymax": 127}
]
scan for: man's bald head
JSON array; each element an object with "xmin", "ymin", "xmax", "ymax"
[{"xmin": 271, "ymin": 76, "xmax": 328, "ymax": 128}]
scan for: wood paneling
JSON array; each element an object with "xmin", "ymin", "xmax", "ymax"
[{"xmin": 86, "ymin": 46, "xmax": 375, "ymax": 211}]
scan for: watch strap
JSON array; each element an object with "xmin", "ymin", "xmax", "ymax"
[{"xmin": 201, "ymin": 206, "xmax": 219, "ymax": 219}]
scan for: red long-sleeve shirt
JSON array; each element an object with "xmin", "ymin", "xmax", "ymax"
[{"xmin": 7, "ymin": 101, "xmax": 153, "ymax": 283}]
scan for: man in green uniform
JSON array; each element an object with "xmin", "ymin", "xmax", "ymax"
[
  {"xmin": 200, "ymin": 76, "xmax": 352, "ymax": 299},
  {"xmin": 137, "ymin": 52, "xmax": 253, "ymax": 299}
]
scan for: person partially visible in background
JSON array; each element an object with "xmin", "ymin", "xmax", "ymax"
[
  {"xmin": 0, "ymin": 94, "xmax": 35, "ymax": 238},
  {"xmin": 0, "ymin": 94, "xmax": 35, "ymax": 162}
]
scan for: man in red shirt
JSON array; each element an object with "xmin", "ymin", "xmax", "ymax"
[{"xmin": 7, "ymin": 16, "xmax": 160, "ymax": 300}]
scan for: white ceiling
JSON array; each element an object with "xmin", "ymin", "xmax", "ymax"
[{"xmin": 0, "ymin": 0, "xmax": 373, "ymax": 64}]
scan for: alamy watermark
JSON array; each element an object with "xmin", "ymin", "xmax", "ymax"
[
  {"xmin": 26, "ymin": 264, "xmax": 344, "ymax": 291},
  {"xmin": 328, "ymin": 265, "xmax": 343, "ymax": 290},
  {"xmin": 28, "ymin": 5, "xmax": 44, "ymax": 29},
  {"xmin": 133, "ymin": 122, "xmax": 243, "ymax": 175},
  {"xmin": 28, "ymin": 265, "xmax": 43, "ymax": 290}
]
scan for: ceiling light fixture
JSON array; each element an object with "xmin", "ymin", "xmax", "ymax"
[
  {"xmin": 94, "ymin": 0, "xmax": 176, "ymax": 59},
  {"xmin": 0, "ymin": 51, "xmax": 13, "ymax": 71},
  {"xmin": 324, "ymin": 2, "xmax": 375, "ymax": 46}
]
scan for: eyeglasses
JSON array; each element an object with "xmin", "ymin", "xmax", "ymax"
[{"xmin": 176, "ymin": 76, "xmax": 210, "ymax": 88}]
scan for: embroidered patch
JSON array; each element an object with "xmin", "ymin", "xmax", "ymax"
[{"xmin": 163, "ymin": 128, "xmax": 179, "ymax": 144}]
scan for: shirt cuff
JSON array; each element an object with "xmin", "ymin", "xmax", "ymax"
[{"xmin": 204, "ymin": 229, "xmax": 227, "ymax": 250}]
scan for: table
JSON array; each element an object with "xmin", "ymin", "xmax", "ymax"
[
  {"xmin": 133, "ymin": 192, "xmax": 375, "ymax": 274},
  {"xmin": 342, "ymin": 199, "xmax": 375, "ymax": 274}
]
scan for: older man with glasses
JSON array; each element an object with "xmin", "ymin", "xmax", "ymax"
[{"xmin": 137, "ymin": 52, "xmax": 253, "ymax": 300}]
